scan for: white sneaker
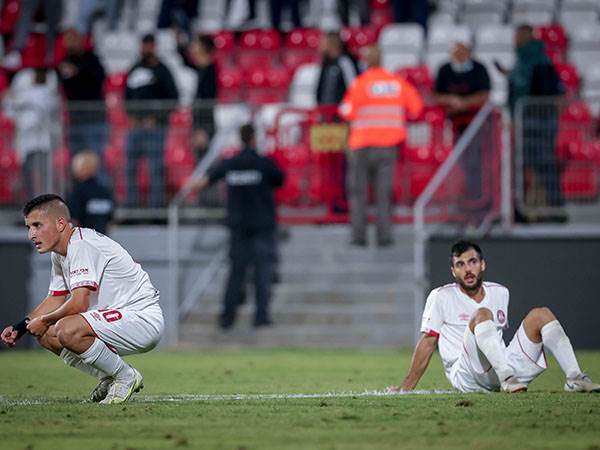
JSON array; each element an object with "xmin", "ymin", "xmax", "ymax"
[
  {"xmin": 100, "ymin": 368, "xmax": 144, "ymax": 404},
  {"xmin": 564, "ymin": 373, "xmax": 600, "ymax": 393},
  {"xmin": 500, "ymin": 376, "xmax": 528, "ymax": 393},
  {"xmin": 89, "ymin": 377, "xmax": 113, "ymax": 403}
]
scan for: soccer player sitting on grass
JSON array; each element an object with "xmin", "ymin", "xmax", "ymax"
[
  {"xmin": 388, "ymin": 240, "xmax": 600, "ymax": 394},
  {"xmin": 1, "ymin": 194, "xmax": 164, "ymax": 404}
]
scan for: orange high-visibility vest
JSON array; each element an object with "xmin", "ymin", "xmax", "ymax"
[{"xmin": 339, "ymin": 67, "xmax": 424, "ymax": 150}]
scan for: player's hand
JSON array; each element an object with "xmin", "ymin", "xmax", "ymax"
[
  {"xmin": 26, "ymin": 316, "xmax": 49, "ymax": 337},
  {"xmin": 1, "ymin": 326, "xmax": 18, "ymax": 348},
  {"xmin": 385, "ymin": 385, "xmax": 411, "ymax": 393}
]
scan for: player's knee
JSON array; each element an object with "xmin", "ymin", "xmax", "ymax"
[
  {"xmin": 530, "ymin": 306, "xmax": 556, "ymax": 322},
  {"xmin": 469, "ymin": 308, "xmax": 493, "ymax": 331},
  {"xmin": 54, "ymin": 318, "xmax": 81, "ymax": 348}
]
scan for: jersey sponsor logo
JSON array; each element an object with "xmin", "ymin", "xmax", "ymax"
[
  {"xmin": 70, "ymin": 267, "xmax": 89, "ymax": 276},
  {"xmin": 497, "ymin": 309, "xmax": 506, "ymax": 324},
  {"xmin": 458, "ymin": 313, "xmax": 471, "ymax": 322},
  {"xmin": 226, "ymin": 170, "xmax": 263, "ymax": 186},
  {"xmin": 368, "ymin": 80, "xmax": 401, "ymax": 97}
]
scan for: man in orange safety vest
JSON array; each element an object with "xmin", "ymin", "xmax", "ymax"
[{"xmin": 339, "ymin": 45, "xmax": 423, "ymax": 246}]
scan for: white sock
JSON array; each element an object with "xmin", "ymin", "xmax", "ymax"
[
  {"xmin": 78, "ymin": 338, "xmax": 133, "ymax": 380},
  {"xmin": 541, "ymin": 320, "xmax": 582, "ymax": 379},
  {"xmin": 474, "ymin": 320, "xmax": 513, "ymax": 381},
  {"xmin": 60, "ymin": 348, "xmax": 108, "ymax": 379}
]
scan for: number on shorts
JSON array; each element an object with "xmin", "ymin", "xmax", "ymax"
[{"xmin": 101, "ymin": 310, "xmax": 122, "ymax": 323}]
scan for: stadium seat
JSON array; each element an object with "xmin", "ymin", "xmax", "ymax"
[
  {"xmin": 512, "ymin": 0, "xmax": 557, "ymax": 13},
  {"xmin": 0, "ymin": 114, "xmax": 15, "ymax": 152},
  {"xmin": 217, "ymin": 65, "xmax": 243, "ymax": 102},
  {"xmin": 582, "ymin": 63, "xmax": 600, "ymax": 90},
  {"xmin": 554, "ymin": 63, "xmax": 580, "ymax": 96},
  {"xmin": 561, "ymin": 163, "xmax": 598, "ymax": 200},
  {"xmin": 569, "ymin": 24, "xmax": 600, "ymax": 51},
  {"xmin": 156, "ymin": 29, "xmax": 177, "ymax": 57},
  {"xmin": 476, "ymin": 25, "xmax": 514, "ymax": 52},
  {"xmin": 245, "ymin": 66, "xmax": 291, "ymax": 104},
  {"xmin": 382, "ymin": 52, "xmax": 420, "ymax": 73},
  {"xmin": 570, "ymin": 51, "xmax": 600, "ymax": 79},
  {"xmin": 397, "ymin": 65, "xmax": 434, "ymax": 97},
  {"xmin": 462, "ymin": 0, "xmax": 508, "ymax": 12},
  {"xmin": 427, "ymin": 24, "xmax": 471, "ymax": 53},
  {"xmin": 210, "ymin": 30, "xmax": 235, "ymax": 66},
  {"xmin": 340, "ymin": 26, "xmax": 377, "ymax": 58},
  {"xmin": 289, "ymin": 63, "xmax": 320, "ymax": 107},
  {"xmin": 533, "ymin": 24, "xmax": 568, "ymax": 52},
  {"xmin": 379, "ymin": 23, "xmax": 424, "ymax": 54},
  {"xmin": 460, "ymin": 12, "xmax": 503, "ymax": 30},
  {"xmin": 424, "ymin": 52, "xmax": 449, "ymax": 77},
  {"xmin": 172, "ymin": 66, "xmax": 198, "ymax": 107},
  {"xmin": 510, "ymin": 10, "xmax": 553, "ymax": 26},
  {"xmin": 0, "ymin": 0, "xmax": 19, "ymax": 35},
  {"xmin": 238, "ymin": 29, "xmax": 281, "ymax": 70},
  {"xmin": 559, "ymin": 10, "xmax": 599, "ymax": 34},
  {"xmin": 0, "ymin": 148, "xmax": 19, "ymax": 204},
  {"xmin": 282, "ymin": 28, "xmax": 322, "ymax": 70}
]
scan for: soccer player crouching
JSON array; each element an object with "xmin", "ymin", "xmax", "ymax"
[
  {"xmin": 1, "ymin": 194, "xmax": 164, "ymax": 404},
  {"xmin": 388, "ymin": 240, "xmax": 600, "ymax": 394}
]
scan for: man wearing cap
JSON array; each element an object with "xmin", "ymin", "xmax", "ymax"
[{"xmin": 124, "ymin": 33, "xmax": 179, "ymax": 207}]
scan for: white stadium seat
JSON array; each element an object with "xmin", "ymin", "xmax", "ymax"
[
  {"xmin": 289, "ymin": 63, "xmax": 320, "ymax": 108},
  {"xmin": 512, "ymin": 0, "xmax": 557, "ymax": 13},
  {"xmin": 382, "ymin": 52, "xmax": 421, "ymax": 73},
  {"xmin": 570, "ymin": 50, "xmax": 600, "ymax": 76},
  {"xmin": 569, "ymin": 24, "xmax": 600, "ymax": 51},
  {"xmin": 582, "ymin": 63, "xmax": 600, "ymax": 90},
  {"xmin": 476, "ymin": 25, "xmax": 513, "ymax": 52},
  {"xmin": 427, "ymin": 24, "xmax": 472, "ymax": 53},
  {"xmin": 425, "ymin": 52, "xmax": 450, "ymax": 76},
  {"xmin": 460, "ymin": 11, "xmax": 504, "ymax": 30},
  {"xmin": 559, "ymin": 10, "xmax": 599, "ymax": 33},
  {"xmin": 510, "ymin": 10, "xmax": 553, "ymax": 25},
  {"xmin": 561, "ymin": 0, "xmax": 600, "ymax": 12},
  {"xmin": 379, "ymin": 23, "xmax": 424, "ymax": 54}
]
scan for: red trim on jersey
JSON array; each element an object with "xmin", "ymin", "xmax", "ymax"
[
  {"xmin": 50, "ymin": 290, "xmax": 69, "ymax": 296},
  {"xmin": 516, "ymin": 329, "xmax": 546, "ymax": 369},
  {"xmin": 79, "ymin": 313, "xmax": 98, "ymax": 338},
  {"xmin": 424, "ymin": 328, "xmax": 440, "ymax": 338},
  {"xmin": 71, "ymin": 281, "xmax": 98, "ymax": 291},
  {"xmin": 79, "ymin": 227, "xmax": 83, "ymax": 239}
]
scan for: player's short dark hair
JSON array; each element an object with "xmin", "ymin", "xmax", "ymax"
[
  {"xmin": 142, "ymin": 33, "xmax": 155, "ymax": 44},
  {"xmin": 197, "ymin": 35, "xmax": 215, "ymax": 53},
  {"xmin": 23, "ymin": 194, "xmax": 68, "ymax": 217},
  {"xmin": 240, "ymin": 123, "xmax": 255, "ymax": 147},
  {"xmin": 516, "ymin": 24, "xmax": 533, "ymax": 35},
  {"xmin": 450, "ymin": 240, "xmax": 483, "ymax": 265}
]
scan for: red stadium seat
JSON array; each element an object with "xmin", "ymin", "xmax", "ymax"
[
  {"xmin": 282, "ymin": 28, "xmax": 322, "ymax": 70},
  {"xmin": 554, "ymin": 63, "xmax": 580, "ymax": 95},
  {"xmin": 238, "ymin": 29, "xmax": 281, "ymax": 69},
  {"xmin": 0, "ymin": 114, "xmax": 15, "ymax": 152},
  {"xmin": 0, "ymin": 0, "xmax": 19, "ymax": 34},
  {"xmin": 534, "ymin": 24, "xmax": 568, "ymax": 51},
  {"xmin": 561, "ymin": 163, "xmax": 598, "ymax": 200},
  {"xmin": 217, "ymin": 65, "xmax": 243, "ymax": 102},
  {"xmin": 0, "ymin": 148, "xmax": 19, "ymax": 204},
  {"xmin": 340, "ymin": 26, "xmax": 377, "ymax": 58},
  {"xmin": 20, "ymin": 33, "xmax": 46, "ymax": 69},
  {"xmin": 244, "ymin": 66, "xmax": 291, "ymax": 104}
]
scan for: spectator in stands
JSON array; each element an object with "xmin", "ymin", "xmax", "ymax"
[
  {"xmin": 78, "ymin": 0, "xmax": 139, "ymax": 34},
  {"xmin": 178, "ymin": 34, "xmax": 218, "ymax": 158},
  {"xmin": 316, "ymin": 32, "xmax": 359, "ymax": 106},
  {"xmin": 193, "ymin": 124, "xmax": 284, "ymax": 330},
  {"xmin": 58, "ymin": 29, "xmax": 107, "ymax": 160},
  {"xmin": 1, "ymin": 0, "xmax": 62, "ymax": 70},
  {"xmin": 499, "ymin": 24, "xmax": 565, "ymax": 221},
  {"xmin": 434, "ymin": 39, "xmax": 491, "ymax": 227},
  {"xmin": 4, "ymin": 67, "xmax": 60, "ymax": 198},
  {"xmin": 339, "ymin": 46, "xmax": 423, "ymax": 247},
  {"xmin": 338, "ymin": 0, "xmax": 370, "ymax": 26},
  {"xmin": 68, "ymin": 150, "xmax": 114, "ymax": 235},
  {"xmin": 124, "ymin": 34, "xmax": 179, "ymax": 207},
  {"xmin": 270, "ymin": 0, "xmax": 302, "ymax": 32}
]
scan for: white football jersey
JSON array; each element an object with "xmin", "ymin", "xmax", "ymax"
[
  {"xmin": 420, "ymin": 281, "xmax": 509, "ymax": 379},
  {"xmin": 48, "ymin": 227, "xmax": 159, "ymax": 311}
]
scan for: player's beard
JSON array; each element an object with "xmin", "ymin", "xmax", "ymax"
[{"xmin": 458, "ymin": 272, "xmax": 483, "ymax": 294}]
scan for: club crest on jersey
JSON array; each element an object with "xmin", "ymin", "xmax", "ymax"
[{"xmin": 497, "ymin": 309, "xmax": 506, "ymax": 324}]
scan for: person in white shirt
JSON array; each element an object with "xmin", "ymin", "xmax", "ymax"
[
  {"xmin": 1, "ymin": 194, "xmax": 164, "ymax": 404},
  {"xmin": 388, "ymin": 240, "xmax": 600, "ymax": 394}
]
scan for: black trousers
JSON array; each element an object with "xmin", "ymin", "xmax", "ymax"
[{"xmin": 222, "ymin": 230, "xmax": 275, "ymax": 324}]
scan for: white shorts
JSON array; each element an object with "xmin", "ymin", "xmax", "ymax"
[
  {"xmin": 449, "ymin": 323, "xmax": 547, "ymax": 393},
  {"xmin": 80, "ymin": 304, "xmax": 164, "ymax": 356}
]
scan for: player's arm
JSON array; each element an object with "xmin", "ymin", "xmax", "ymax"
[
  {"xmin": 388, "ymin": 333, "xmax": 438, "ymax": 392},
  {"xmin": 26, "ymin": 288, "xmax": 91, "ymax": 337},
  {"xmin": 1, "ymin": 293, "xmax": 67, "ymax": 347}
]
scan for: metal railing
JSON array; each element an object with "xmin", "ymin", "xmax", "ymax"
[{"xmin": 412, "ymin": 102, "xmax": 510, "ymax": 344}]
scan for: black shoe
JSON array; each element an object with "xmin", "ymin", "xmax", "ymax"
[
  {"xmin": 253, "ymin": 318, "xmax": 273, "ymax": 328},
  {"xmin": 218, "ymin": 314, "xmax": 235, "ymax": 330},
  {"xmin": 350, "ymin": 238, "xmax": 367, "ymax": 247},
  {"xmin": 377, "ymin": 238, "xmax": 394, "ymax": 247}
]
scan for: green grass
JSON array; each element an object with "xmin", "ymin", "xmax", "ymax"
[{"xmin": 1, "ymin": 349, "xmax": 600, "ymax": 449}]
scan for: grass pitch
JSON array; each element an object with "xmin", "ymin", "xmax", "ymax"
[{"xmin": 1, "ymin": 349, "xmax": 600, "ymax": 450}]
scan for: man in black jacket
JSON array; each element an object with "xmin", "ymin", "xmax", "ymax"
[
  {"xmin": 195, "ymin": 124, "xmax": 285, "ymax": 329},
  {"xmin": 58, "ymin": 28, "xmax": 107, "ymax": 158},
  {"xmin": 124, "ymin": 34, "xmax": 179, "ymax": 207},
  {"xmin": 316, "ymin": 32, "xmax": 359, "ymax": 106}
]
